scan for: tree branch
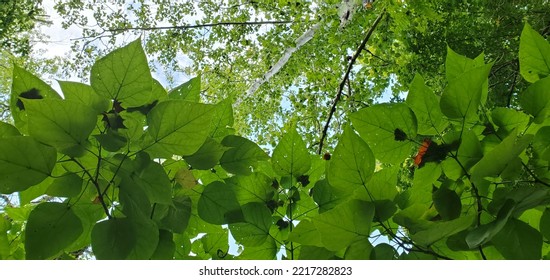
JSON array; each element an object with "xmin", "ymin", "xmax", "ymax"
[
  {"xmin": 317, "ymin": 9, "xmax": 386, "ymax": 154},
  {"xmin": 106, "ymin": 20, "xmax": 294, "ymax": 33}
]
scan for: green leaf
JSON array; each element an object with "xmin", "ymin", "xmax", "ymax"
[
  {"xmin": 471, "ymin": 130, "xmax": 533, "ymax": 183},
  {"xmin": 119, "ymin": 176, "xmax": 151, "ymax": 218},
  {"xmin": 533, "ymin": 126, "xmax": 550, "ymax": 161},
  {"xmin": 492, "ymin": 218, "xmax": 542, "ymax": 259},
  {"xmin": 433, "ymin": 188, "xmax": 461, "ymax": 220},
  {"xmin": 351, "ymin": 103, "xmax": 417, "ymax": 164},
  {"xmin": 93, "ymin": 130, "xmax": 127, "ymax": 152},
  {"xmin": 410, "ymin": 163, "xmax": 441, "ymax": 206},
  {"xmin": 226, "ymin": 172, "xmax": 274, "ymax": 205},
  {"xmin": 145, "ymin": 100, "xmax": 214, "ymax": 157},
  {"xmin": 312, "ymin": 179, "xmax": 342, "ymax": 213},
  {"xmin": 198, "ymin": 181, "xmax": 243, "ymax": 225},
  {"xmin": 520, "ymin": 76, "xmax": 550, "ymax": 123},
  {"xmin": 344, "ymin": 238, "xmax": 373, "ymax": 260},
  {"xmin": 201, "ymin": 227, "xmax": 229, "ymax": 259},
  {"xmin": 491, "ymin": 107, "xmax": 530, "ymax": 133},
  {"xmin": 219, "ymin": 135, "xmax": 269, "ymax": 175},
  {"xmin": 132, "ymin": 154, "xmax": 173, "ymax": 205},
  {"xmin": 298, "ymin": 246, "xmax": 336, "ymax": 260},
  {"xmin": 327, "ymin": 126, "xmax": 375, "ymax": 197},
  {"xmin": 519, "ymin": 22, "xmax": 550, "ymax": 83},
  {"xmin": 0, "ymin": 122, "xmax": 20, "ymax": 138},
  {"xmin": 59, "ymin": 81, "xmax": 110, "ymax": 114},
  {"xmin": 150, "ymin": 230, "xmax": 175, "ymax": 260},
  {"xmin": 272, "ymin": 127, "xmax": 311, "ymax": 177},
  {"xmin": 313, "ymin": 199, "xmax": 374, "ymax": 251},
  {"xmin": 445, "ymin": 47, "xmax": 485, "ymax": 81},
  {"xmin": 90, "ymin": 39, "xmax": 152, "ymax": 107},
  {"xmin": 466, "ymin": 199, "xmax": 515, "ymax": 248},
  {"xmin": 440, "ymin": 63, "xmax": 492, "ymax": 121},
  {"xmin": 168, "ymin": 75, "xmax": 200, "ymax": 101},
  {"xmin": 412, "ymin": 215, "xmax": 476, "ymax": 247},
  {"xmin": 288, "ymin": 220, "xmax": 323, "ymax": 246},
  {"xmin": 154, "ymin": 196, "xmax": 192, "ymax": 234},
  {"xmin": 229, "ymin": 203, "xmax": 272, "ymax": 246},
  {"xmin": 406, "ymin": 74, "xmax": 448, "ymax": 135},
  {"xmin": 455, "ymin": 130, "xmax": 483, "ymax": 170},
  {"xmin": 45, "ymin": 173, "xmax": 83, "ymax": 197},
  {"xmin": 25, "ymin": 99, "xmax": 97, "ymax": 157},
  {"xmin": 0, "ymin": 136, "xmax": 56, "ymax": 194},
  {"xmin": 91, "ymin": 217, "xmax": 159, "ymax": 259},
  {"xmin": 183, "ymin": 138, "xmax": 226, "ymax": 170},
  {"xmin": 25, "ymin": 202, "xmax": 83, "ymax": 259},
  {"xmin": 539, "ymin": 208, "xmax": 550, "ymax": 240},
  {"xmin": 209, "ymin": 99, "xmax": 234, "ymax": 141},
  {"xmin": 370, "ymin": 243, "xmax": 397, "ymax": 260},
  {"xmin": 237, "ymin": 238, "xmax": 277, "ymax": 260},
  {"xmin": 10, "ymin": 65, "xmax": 60, "ymax": 130}
]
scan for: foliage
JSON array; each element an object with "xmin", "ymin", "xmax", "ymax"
[
  {"xmin": 49, "ymin": 0, "xmax": 550, "ymax": 150},
  {"xmin": 2, "ymin": 21, "xmax": 550, "ymax": 260}
]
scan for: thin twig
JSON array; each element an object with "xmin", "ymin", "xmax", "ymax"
[
  {"xmin": 107, "ymin": 20, "xmax": 294, "ymax": 33},
  {"xmin": 317, "ymin": 10, "xmax": 386, "ymax": 154}
]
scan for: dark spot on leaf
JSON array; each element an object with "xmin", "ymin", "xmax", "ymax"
[
  {"xmin": 271, "ymin": 179, "xmax": 279, "ymax": 189},
  {"xmin": 276, "ymin": 218, "xmax": 289, "ymax": 230},
  {"xmin": 482, "ymin": 122, "xmax": 495, "ymax": 135},
  {"xmin": 113, "ymin": 100, "xmax": 125, "ymax": 113},
  {"xmin": 127, "ymin": 100, "xmax": 158, "ymax": 115},
  {"xmin": 394, "ymin": 128, "xmax": 407, "ymax": 141},
  {"xmin": 323, "ymin": 152, "xmax": 331, "ymax": 160},
  {"xmin": 297, "ymin": 175, "xmax": 310, "ymax": 186},
  {"xmin": 16, "ymin": 88, "xmax": 42, "ymax": 110},
  {"xmin": 266, "ymin": 199, "xmax": 278, "ymax": 213}
]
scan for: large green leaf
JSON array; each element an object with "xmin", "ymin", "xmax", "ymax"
[
  {"xmin": 520, "ymin": 76, "xmax": 550, "ymax": 123},
  {"xmin": 406, "ymin": 74, "xmax": 448, "ymax": 135},
  {"xmin": 312, "ymin": 179, "xmax": 342, "ymax": 213},
  {"xmin": 183, "ymin": 138, "xmax": 226, "ymax": 170},
  {"xmin": 312, "ymin": 199, "xmax": 374, "ymax": 251},
  {"xmin": 209, "ymin": 99, "xmax": 234, "ymax": 141},
  {"xmin": 25, "ymin": 202, "xmax": 83, "ymax": 259},
  {"xmin": 491, "ymin": 107, "xmax": 530, "ymax": 133},
  {"xmin": 145, "ymin": 100, "xmax": 214, "ymax": 157},
  {"xmin": 466, "ymin": 199, "xmax": 515, "ymax": 248},
  {"xmin": 351, "ymin": 103, "xmax": 417, "ymax": 164},
  {"xmin": 90, "ymin": 39, "xmax": 152, "ymax": 107},
  {"xmin": 445, "ymin": 47, "xmax": 485, "ymax": 81},
  {"xmin": 327, "ymin": 126, "xmax": 375, "ymax": 197},
  {"xmin": 150, "ymin": 230, "xmax": 175, "ymax": 260},
  {"xmin": 229, "ymin": 203, "xmax": 272, "ymax": 246},
  {"xmin": 91, "ymin": 217, "xmax": 159, "ymax": 260},
  {"xmin": 25, "ymin": 99, "xmax": 97, "ymax": 157},
  {"xmin": 288, "ymin": 220, "xmax": 323, "ymax": 246},
  {"xmin": 198, "ymin": 181, "xmax": 243, "ymax": 225},
  {"xmin": 519, "ymin": 22, "xmax": 550, "ymax": 83},
  {"xmin": 155, "ymin": 196, "xmax": 192, "ymax": 234},
  {"xmin": 272, "ymin": 127, "xmax": 311, "ymax": 177},
  {"xmin": 10, "ymin": 65, "xmax": 61, "ymax": 131},
  {"xmin": 411, "ymin": 215, "xmax": 475, "ymax": 247},
  {"xmin": 226, "ymin": 172, "xmax": 274, "ymax": 205},
  {"xmin": 219, "ymin": 135, "xmax": 269, "ymax": 175},
  {"xmin": 0, "ymin": 136, "xmax": 56, "ymax": 194},
  {"xmin": 0, "ymin": 122, "xmax": 20, "ymax": 138},
  {"xmin": 168, "ymin": 76, "xmax": 200, "ymax": 101},
  {"xmin": 440, "ymin": 63, "xmax": 492, "ymax": 122},
  {"xmin": 59, "ymin": 81, "xmax": 110, "ymax": 114},
  {"xmin": 471, "ymin": 130, "xmax": 533, "ymax": 183},
  {"xmin": 45, "ymin": 173, "xmax": 83, "ymax": 198},
  {"xmin": 492, "ymin": 219, "xmax": 542, "ymax": 260}
]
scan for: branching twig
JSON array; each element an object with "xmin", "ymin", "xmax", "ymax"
[{"xmin": 317, "ymin": 10, "xmax": 386, "ymax": 154}]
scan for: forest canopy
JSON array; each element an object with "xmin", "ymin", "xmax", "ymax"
[{"xmin": 1, "ymin": 0, "xmax": 550, "ymax": 260}]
